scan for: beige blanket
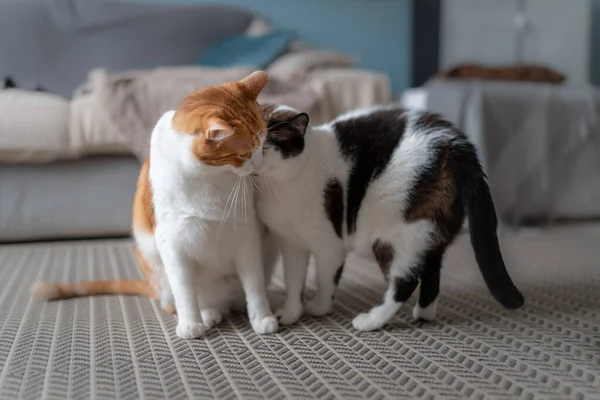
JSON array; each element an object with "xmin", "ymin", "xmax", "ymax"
[
  {"xmin": 71, "ymin": 66, "xmax": 321, "ymax": 161},
  {"xmin": 0, "ymin": 66, "xmax": 390, "ymax": 164}
]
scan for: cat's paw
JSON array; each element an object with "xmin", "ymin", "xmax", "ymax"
[
  {"xmin": 412, "ymin": 302, "xmax": 437, "ymax": 321},
  {"xmin": 201, "ymin": 309, "xmax": 223, "ymax": 329},
  {"xmin": 352, "ymin": 312, "xmax": 386, "ymax": 331},
  {"xmin": 304, "ymin": 299, "xmax": 332, "ymax": 317},
  {"xmin": 275, "ymin": 303, "xmax": 303, "ymax": 325},
  {"xmin": 251, "ymin": 315, "xmax": 279, "ymax": 334},
  {"xmin": 176, "ymin": 321, "xmax": 208, "ymax": 339}
]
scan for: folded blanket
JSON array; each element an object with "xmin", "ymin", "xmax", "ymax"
[
  {"xmin": 426, "ymin": 79, "xmax": 600, "ymax": 223},
  {"xmin": 71, "ymin": 67, "xmax": 320, "ymax": 161}
]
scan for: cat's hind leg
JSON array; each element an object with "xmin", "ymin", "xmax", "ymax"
[
  {"xmin": 412, "ymin": 249, "xmax": 442, "ymax": 321},
  {"xmin": 352, "ymin": 223, "xmax": 432, "ymax": 331},
  {"xmin": 134, "ymin": 243, "xmax": 176, "ymax": 315},
  {"xmin": 352, "ymin": 266, "xmax": 419, "ymax": 331}
]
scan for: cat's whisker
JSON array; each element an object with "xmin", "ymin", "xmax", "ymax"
[
  {"xmin": 219, "ymin": 177, "xmax": 239, "ymax": 231},
  {"xmin": 232, "ymin": 177, "xmax": 242, "ymax": 234},
  {"xmin": 267, "ymin": 176, "xmax": 281, "ymax": 199},
  {"xmin": 223, "ymin": 177, "xmax": 240, "ymax": 231},
  {"xmin": 260, "ymin": 175, "xmax": 272, "ymax": 196},
  {"xmin": 262, "ymin": 175, "xmax": 274, "ymax": 197},
  {"xmin": 242, "ymin": 178, "xmax": 248, "ymax": 229},
  {"xmin": 249, "ymin": 176, "xmax": 265, "ymax": 197},
  {"xmin": 244, "ymin": 179, "xmax": 252, "ymax": 229}
]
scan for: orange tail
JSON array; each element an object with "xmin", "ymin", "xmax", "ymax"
[{"xmin": 31, "ymin": 279, "xmax": 155, "ymax": 300}]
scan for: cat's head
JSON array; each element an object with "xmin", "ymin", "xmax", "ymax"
[
  {"xmin": 171, "ymin": 71, "xmax": 269, "ymax": 177},
  {"xmin": 257, "ymin": 104, "xmax": 310, "ymax": 180}
]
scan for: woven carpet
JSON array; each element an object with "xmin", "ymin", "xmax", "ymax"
[{"xmin": 0, "ymin": 224, "xmax": 599, "ymax": 399}]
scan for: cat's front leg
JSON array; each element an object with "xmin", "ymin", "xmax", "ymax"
[
  {"xmin": 235, "ymin": 237, "xmax": 279, "ymax": 334},
  {"xmin": 305, "ymin": 246, "xmax": 346, "ymax": 317},
  {"xmin": 157, "ymin": 240, "xmax": 207, "ymax": 339},
  {"xmin": 275, "ymin": 240, "xmax": 310, "ymax": 325}
]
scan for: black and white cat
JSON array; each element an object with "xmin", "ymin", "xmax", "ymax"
[{"xmin": 255, "ymin": 104, "xmax": 524, "ymax": 331}]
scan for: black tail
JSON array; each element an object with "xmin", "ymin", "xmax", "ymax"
[{"xmin": 463, "ymin": 176, "xmax": 524, "ymax": 309}]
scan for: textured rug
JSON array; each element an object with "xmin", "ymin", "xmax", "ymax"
[{"xmin": 0, "ymin": 224, "xmax": 599, "ymax": 399}]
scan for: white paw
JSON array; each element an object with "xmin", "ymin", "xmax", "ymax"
[
  {"xmin": 201, "ymin": 309, "xmax": 223, "ymax": 329},
  {"xmin": 352, "ymin": 312, "xmax": 387, "ymax": 331},
  {"xmin": 304, "ymin": 299, "xmax": 332, "ymax": 317},
  {"xmin": 275, "ymin": 303, "xmax": 303, "ymax": 325},
  {"xmin": 412, "ymin": 302, "xmax": 437, "ymax": 321},
  {"xmin": 251, "ymin": 315, "xmax": 279, "ymax": 334},
  {"xmin": 176, "ymin": 321, "xmax": 208, "ymax": 339}
]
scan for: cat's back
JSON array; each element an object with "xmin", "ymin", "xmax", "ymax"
[
  {"xmin": 330, "ymin": 105, "xmax": 459, "ymax": 158},
  {"xmin": 330, "ymin": 106, "xmax": 463, "ymax": 180},
  {"xmin": 329, "ymin": 106, "xmax": 468, "ymax": 235}
]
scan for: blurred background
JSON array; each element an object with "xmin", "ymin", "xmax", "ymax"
[
  {"xmin": 0, "ymin": 0, "xmax": 599, "ymax": 242},
  {"xmin": 1, "ymin": 2, "xmax": 600, "ymax": 399}
]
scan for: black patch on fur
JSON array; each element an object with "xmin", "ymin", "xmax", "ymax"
[
  {"xmin": 372, "ymin": 240, "xmax": 394, "ymax": 280},
  {"xmin": 404, "ymin": 118, "xmax": 474, "ymax": 243},
  {"xmin": 323, "ymin": 178, "xmax": 344, "ymax": 238},
  {"xmin": 405, "ymin": 113, "xmax": 467, "ymax": 237},
  {"xmin": 393, "ymin": 276, "xmax": 419, "ymax": 303},
  {"xmin": 334, "ymin": 264, "xmax": 344, "ymax": 286},
  {"xmin": 265, "ymin": 113, "xmax": 309, "ymax": 159},
  {"xmin": 414, "ymin": 111, "xmax": 454, "ymax": 131},
  {"xmin": 265, "ymin": 131, "xmax": 304, "ymax": 159},
  {"xmin": 417, "ymin": 247, "xmax": 443, "ymax": 308},
  {"xmin": 333, "ymin": 108, "xmax": 407, "ymax": 234}
]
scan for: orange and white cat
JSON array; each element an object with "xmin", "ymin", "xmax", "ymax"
[{"xmin": 33, "ymin": 71, "xmax": 279, "ymax": 339}]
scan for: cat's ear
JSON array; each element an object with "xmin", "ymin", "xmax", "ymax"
[
  {"xmin": 240, "ymin": 71, "xmax": 269, "ymax": 101},
  {"xmin": 290, "ymin": 113, "xmax": 309, "ymax": 136},
  {"xmin": 205, "ymin": 119, "xmax": 234, "ymax": 142}
]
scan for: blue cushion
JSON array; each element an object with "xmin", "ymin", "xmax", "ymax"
[{"xmin": 198, "ymin": 30, "xmax": 294, "ymax": 69}]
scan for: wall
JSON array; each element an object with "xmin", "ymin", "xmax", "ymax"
[
  {"xmin": 592, "ymin": 0, "xmax": 600, "ymax": 85},
  {"xmin": 412, "ymin": 0, "xmax": 440, "ymax": 86},
  {"xmin": 139, "ymin": 0, "xmax": 413, "ymax": 92}
]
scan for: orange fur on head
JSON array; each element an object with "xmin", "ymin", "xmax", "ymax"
[{"xmin": 172, "ymin": 71, "xmax": 269, "ymax": 167}]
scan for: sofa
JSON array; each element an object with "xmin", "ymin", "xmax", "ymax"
[{"xmin": 0, "ymin": 0, "xmax": 390, "ymax": 242}]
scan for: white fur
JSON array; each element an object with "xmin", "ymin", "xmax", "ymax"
[
  {"xmin": 257, "ymin": 106, "xmax": 444, "ymax": 330},
  {"xmin": 135, "ymin": 111, "xmax": 277, "ymax": 339},
  {"xmin": 412, "ymin": 299, "xmax": 438, "ymax": 321}
]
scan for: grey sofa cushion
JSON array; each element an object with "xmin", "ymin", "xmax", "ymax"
[
  {"xmin": 0, "ymin": 0, "xmax": 254, "ymax": 97},
  {"xmin": 0, "ymin": 157, "xmax": 140, "ymax": 242}
]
